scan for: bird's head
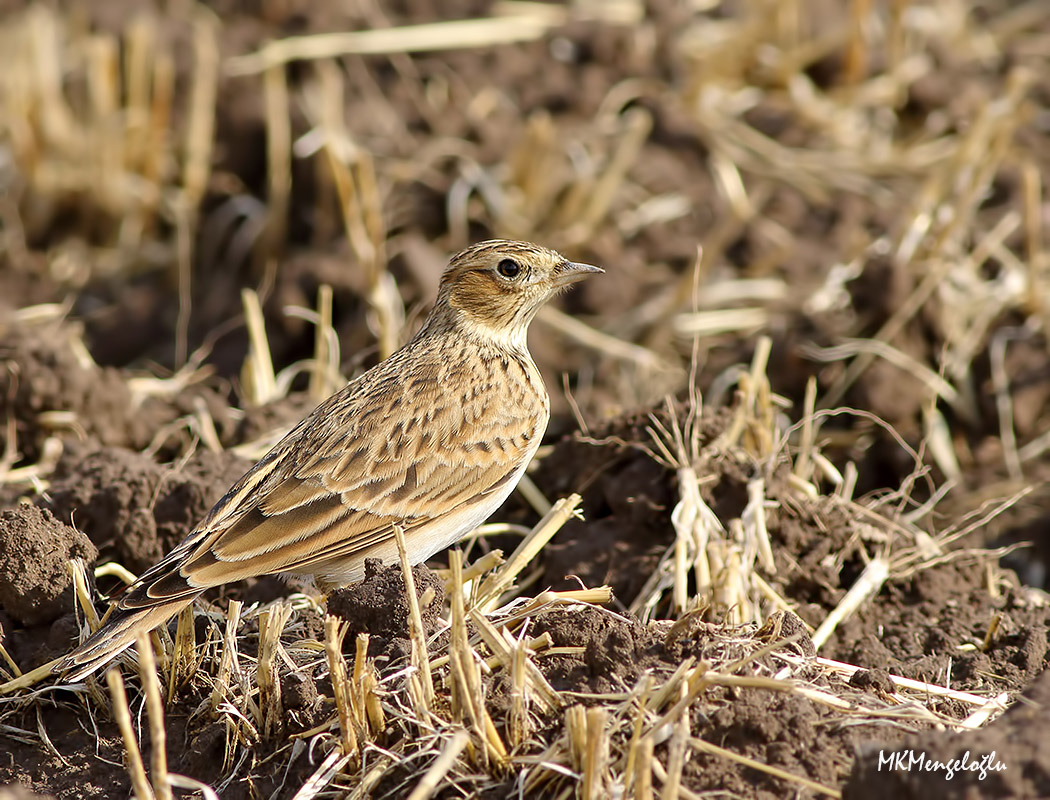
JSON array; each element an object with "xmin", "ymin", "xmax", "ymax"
[{"xmin": 425, "ymin": 240, "xmax": 602, "ymax": 348}]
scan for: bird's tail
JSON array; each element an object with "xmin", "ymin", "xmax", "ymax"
[{"xmin": 57, "ymin": 596, "xmax": 198, "ymax": 682}]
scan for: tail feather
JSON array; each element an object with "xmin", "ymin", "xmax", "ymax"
[{"xmin": 58, "ymin": 596, "xmax": 198, "ymax": 682}]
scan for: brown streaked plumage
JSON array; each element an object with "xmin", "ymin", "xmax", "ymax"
[{"xmin": 58, "ymin": 240, "xmax": 601, "ymax": 680}]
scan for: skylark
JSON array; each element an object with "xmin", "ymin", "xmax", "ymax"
[{"xmin": 59, "ymin": 240, "xmax": 601, "ymax": 679}]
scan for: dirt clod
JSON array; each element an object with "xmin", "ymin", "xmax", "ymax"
[
  {"xmin": 328, "ymin": 558, "xmax": 446, "ymax": 647},
  {"xmin": 0, "ymin": 504, "xmax": 97, "ymax": 626},
  {"xmin": 0, "ymin": 323, "xmax": 145, "ymax": 462},
  {"xmin": 532, "ymin": 605, "xmax": 661, "ymax": 694},
  {"xmin": 849, "ymin": 668, "xmax": 895, "ymax": 696},
  {"xmin": 43, "ymin": 447, "xmax": 252, "ymax": 573}
]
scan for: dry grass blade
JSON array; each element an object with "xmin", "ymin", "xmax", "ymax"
[
  {"xmin": 395, "ymin": 524, "xmax": 435, "ymax": 713},
  {"xmin": 537, "ymin": 306, "xmax": 673, "ymax": 373},
  {"xmin": 173, "ymin": 6, "xmax": 220, "ymax": 366},
  {"xmin": 659, "ymin": 703, "xmax": 689, "ymax": 800},
  {"xmin": 439, "ymin": 549, "xmax": 505, "ymax": 592},
  {"xmin": 136, "ymin": 633, "xmax": 172, "ymax": 800},
  {"xmin": 811, "ymin": 557, "xmax": 889, "ymax": 651},
  {"xmin": 959, "ymin": 693, "xmax": 1011, "ymax": 730},
  {"xmin": 240, "ymin": 288, "xmax": 278, "ymax": 406},
  {"xmin": 0, "ymin": 658, "xmax": 62, "ymax": 694},
  {"xmin": 168, "ymin": 604, "xmax": 197, "ymax": 693},
  {"xmin": 181, "ymin": 6, "xmax": 219, "ymax": 207},
  {"xmin": 209, "ymin": 599, "xmax": 242, "ymax": 715},
  {"xmin": 290, "ymin": 749, "xmax": 353, "ymax": 800},
  {"xmin": 257, "ymin": 603, "xmax": 291, "ymax": 737},
  {"xmin": 468, "ymin": 609, "xmax": 562, "ymax": 714},
  {"xmin": 508, "ymin": 639, "xmax": 529, "ymax": 749},
  {"xmin": 166, "ymin": 774, "xmax": 220, "ymax": 800},
  {"xmin": 227, "ymin": 15, "xmax": 567, "ymax": 75},
  {"xmin": 261, "ymin": 62, "xmax": 291, "ymax": 266},
  {"xmin": 323, "ymin": 616, "xmax": 358, "ymax": 756},
  {"xmin": 405, "ymin": 730, "xmax": 470, "ymax": 800},
  {"xmin": 581, "ymin": 706, "xmax": 608, "ymax": 800},
  {"xmin": 634, "ymin": 735, "xmax": 655, "ymax": 800},
  {"xmin": 352, "ymin": 633, "xmax": 385, "ymax": 738},
  {"xmin": 0, "ymin": 641, "xmax": 21, "ymax": 679},
  {"xmin": 308, "ymin": 284, "xmax": 338, "ymax": 401},
  {"xmin": 672, "ymin": 307, "xmax": 769, "ymax": 338},
  {"xmin": 0, "ymin": 436, "xmax": 62, "ymax": 488},
  {"xmin": 514, "ymin": 472, "xmax": 552, "ymax": 517},
  {"xmin": 567, "ymin": 108, "xmax": 652, "ymax": 244},
  {"xmin": 814, "ymin": 657, "xmax": 1011, "ymax": 711},
  {"xmin": 475, "ymin": 493, "xmax": 582, "ymax": 609},
  {"xmin": 106, "ymin": 668, "xmax": 156, "ymax": 800},
  {"xmin": 448, "ymin": 550, "xmax": 509, "ymax": 768},
  {"xmin": 312, "ymin": 71, "xmax": 400, "ymax": 360},
  {"xmin": 69, "ymin": 558, "xmax": 102, "ymax": 633},
  {"xmin": 801, "ymin": 339, "xmax": 965, "ymax": 415}
]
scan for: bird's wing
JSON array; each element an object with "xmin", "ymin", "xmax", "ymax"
[{"xmin": 120, "ymin": 352, "xmax": 545, "ymax": 609}]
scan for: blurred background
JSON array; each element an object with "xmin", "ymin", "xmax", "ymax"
[{"xmin": 1, "ymin": 0, "xmax": 1050, "ymax": 563}]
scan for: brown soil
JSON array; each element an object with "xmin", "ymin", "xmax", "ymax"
[
  {"xmin": 3, "ymin": 407, "xmax": 1043, "ymax": 799},
  {"xmin": 328, "ymin": 559, "xmax": 447, "ymax": 664},
  {"xmin": 0, "ymin": 505, "xmax": 96, "ymax": 626},
  {"xmin": 43, "ymin": 445, "xmax": 253, "ymax": 573},
  {"xmin": 526, "ymin": 416, "xmax": 1050, "ymax": 798},
  {"xmin": 844, "ymin": 668, "xmax": 1050, "ymax": 800}
]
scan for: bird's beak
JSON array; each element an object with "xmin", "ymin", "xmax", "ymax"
[{"xmin": 553, "ymin": 260, "xmax": 604, "ymax": 287}]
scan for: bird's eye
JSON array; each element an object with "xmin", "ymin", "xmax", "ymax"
[{"xmin": 496, "ymin": 258, "xmax": 522, "ymax": 279}]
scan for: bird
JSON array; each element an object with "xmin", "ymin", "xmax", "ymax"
[{"xmin": 57, "ymin": 240, "xmax": 602, "ymax": 680}]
